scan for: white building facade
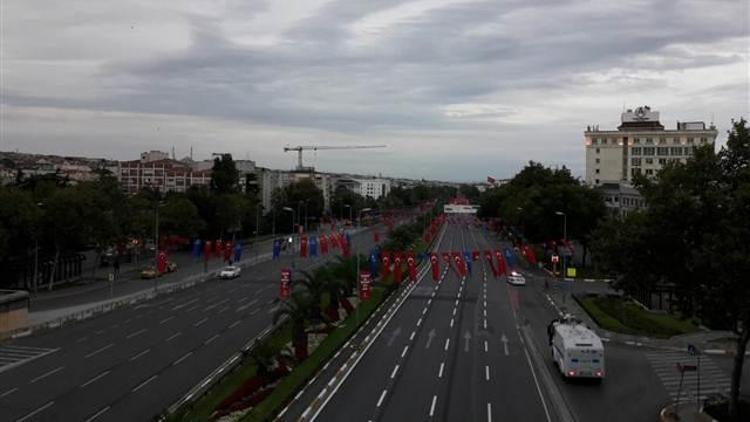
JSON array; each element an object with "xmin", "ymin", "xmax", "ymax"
[{"xmin": 585, "ymin": 106, "xmax": 718, "ymax": 186}]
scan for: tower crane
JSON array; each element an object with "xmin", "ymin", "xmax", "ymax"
[{"xmin": 283, "ymin": 145, "xmax": 386, "ymax": 171}]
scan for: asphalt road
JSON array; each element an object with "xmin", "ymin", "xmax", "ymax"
[
  {"xmin": 315, "ymin": 218, "xmax": 552, "ymax": 422},
  {"xmin": 0, "ymin": 226, "xmax": 383, "ymax": 422}
]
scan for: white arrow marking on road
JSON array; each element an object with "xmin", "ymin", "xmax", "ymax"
[
  {"xmin": 387, "ymin": 327, "xmax": 402, "ymax": 347},
  {"xmin": 425, "ymin": 329, "xmax": 436, "ymax": 349},
  {"xmin": 464, "ymin": 331, "xmax": 472, "ymax": 352},
  {"xmin": 501, "ymin": 334, "xmax": 509, "ymax": 356}
]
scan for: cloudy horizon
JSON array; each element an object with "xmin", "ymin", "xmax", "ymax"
[{"xmin": 1, "ymin": 0, "xmax": 748, "ymax": 182}]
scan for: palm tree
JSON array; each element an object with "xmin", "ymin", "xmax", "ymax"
[
  {"xmin": 297, "ymin": 268, "xmax": 328, "ymax": 323},
  {"xmin": 319, "ymin": 271, "xmax": 348, "ymax": 322},
  {"xmin": 273, "ymin": 291, "xmax": 312, "ymax": 361},
  {"xmin": 331, "ymin": 256, "xmax": 358, "ymax": 296}
]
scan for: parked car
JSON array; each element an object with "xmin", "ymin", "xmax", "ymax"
[
  {"xmin": 506, "ymin": 270, "xmax": 526, "ymax": 286},
  {"xmin": 219, "ymin": 266, "xmax": 241, "ymax": 279}
]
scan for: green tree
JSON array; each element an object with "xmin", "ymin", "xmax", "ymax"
[
  {"xmin": 272, "ymin": 179, "xmax": 325, "ymax": 232},
  {"xmin": 160, "ymin": 194, "xmax": 205, "ymax": 238},
  {"xmin": 0, "ymin": 187, "xmax": 40, "ymax": 266},
  {"xmin": 593, "ymin": 119, "xmax": 749, "ymax": 420},
  {"xmin": 210, "ymin": 154, "xmax": 239, "ymax": 194}
]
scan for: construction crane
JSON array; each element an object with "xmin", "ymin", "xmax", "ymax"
[{"xmin": 283, "ymin": 145, "xmax": 387, "ymax": 171}]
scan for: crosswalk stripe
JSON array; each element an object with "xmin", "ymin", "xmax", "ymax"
[
  {"xmin": 0, "ymin": 345, "xmax": 58, "ymax": 373},
  {"xmin": 645, "ymin": 350, "xmax": 730, "ymax": 404}
]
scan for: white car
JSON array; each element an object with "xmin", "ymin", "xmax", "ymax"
[
  {"xmin": 218, "ymin": 266, "xmax": 241, "ymax": 279},
  {"xmin": 506, "ymin": 271, "xmax": 526, "ymax": 286}
]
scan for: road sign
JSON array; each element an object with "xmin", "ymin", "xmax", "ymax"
[
  {"xmin": 566, "ymin": 267, "xmax": 577, "ymax": 277},
  {"xmin": 280, "ymin": 268, "xmax": 291, "ymax": 299},
  {"xmin": 359, "ymin": 271, "xmax": 372, "ymax": 301},
  {"xmin": 551, "ymin": 255, "xmax": 559, "ymax": 264}
]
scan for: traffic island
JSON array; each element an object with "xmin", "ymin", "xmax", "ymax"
[{"xmin": 0, "ymin": 290, "xmax": 30, "ymax": 338}]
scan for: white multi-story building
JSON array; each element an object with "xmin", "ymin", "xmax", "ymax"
[
  {"xmin": 584, "ymin": 106, "xmax": 717, "ymax": 186},
  {"xmin": 355, "ymin": 178, "xmax": 391, "ymax": 199},
  {"xmin": 257, "ymin": 168, "xmax": 332, "ymax": 214}
]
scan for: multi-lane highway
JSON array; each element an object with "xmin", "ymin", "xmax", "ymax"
[
  {"xmin": 0, "ymin": 227, "xmax": 381, "ymax": 422},
  {"xmin": 309, "ymin": 217, "xmax": 745, "ymax": 422}
]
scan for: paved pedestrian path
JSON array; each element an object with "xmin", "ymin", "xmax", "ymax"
[{"xmin": 645, "ymin": 350, "xmax": 731, "ymax": 404}]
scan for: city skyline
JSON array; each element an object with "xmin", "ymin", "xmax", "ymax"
[{"xmin": 1, "ymin": 0, "xmax": 748, "ymax": 182}]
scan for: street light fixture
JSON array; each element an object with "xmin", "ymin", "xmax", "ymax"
[{"xmin": 554, "ymin": 211, "xmax": 568, "ymax": 278}]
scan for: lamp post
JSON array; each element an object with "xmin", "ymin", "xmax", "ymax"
[
  {"xmin": 283, "ymin": 207, "xmax": 295, "ymax": 254},
  {"xmin": 555, "ymin": 210, "xmax": 567, "ymax": 278}
]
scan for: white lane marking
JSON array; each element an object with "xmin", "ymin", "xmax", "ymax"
[
  {"xmin": 422, "ymin": 307, "xmax": 428, "ymax": 315},
  {"xmin": 218, "ymin": 306, "xmax": 230, "ymax": 313},
  {"xmin": 159, "ymin": 316, "xmax": 175, "ymax": 325},
  {"xmin": 76, "ymin": 337, "xmax": 88, "ymax": 343},
  {"xmin": 0, "ymin": 387, "xmax": 18, "ymax": 398},
  {"xmin": 172, "ymin": 298, "xmax": 199, "ymax": 310},
  {"xmin": 204, "ymin": 334, "xmax": 220, "ymax": 345},
  {"xmin": 483, "ymin": 319, "xmax": 487, "ymax": 329},
  {"xmin": 376, "ymin": 389, "xmax": 388, "ymax": 407},
  {"xmin": 229, "ymin": 320, "xmax": 242, "ymax": 329},
  {"xmin": 193, "ymin": 317, "xmax": 208, "ymax": 327},
  {"xmin": 15, "ymin": 400, "xmax": 54, "ymax": 422},
  {"xmin": 173, "ymin": 351, "xmax": 193, "ymax": 366},
  {"xmin": 29, "ymin": 366, "xmax": 65, "ymax": 384},
  {"xmin": 483, "ymin": 309, "xmax": 487, "ymax": 317},
  {"xmin": 85, "ymin": 343, "xmax": 113, "ymax": 359},
  {"xmin": 444, "ymin": 338, "xmax": 450, "ymax": 351},
  {"xmin": 80, "ymin": 370, "xmax": 111, "ymax": 388},
  {"xmin": 427, "ymin": 299, "xmax": 432, "ymax": 306},
  {"xmin": 417, "ymin": 317, "xmax": 423, "ymax": 327},
  {"xmin": 429, "ymin": 395, "xmax": 438, "ymax": 417},
  {"xmin": 452, "ymin": 308, "xmax": 457, "ymax": 316},
  {"xmin": 165, "ymin": 331, "xmax": 182, "ymax": 342},
  {"xmin": 487, "ymin": 403, "xmax": 493, "ymax": 422},
  {"xmin": 126, "ymin": 328, "xmax": 147, "ymax": 339},
  {"xmin": 520, "ymin": 337, "xmax": 553, "ymax": 422},
  {"xmin": 450, "ymin": 318, "xmax": 454, "ymax": 328},
  {"xmin": 485, "ymin": 365, "xmax": 490, "ymax": 381},
  {"xmin": 438, "ymin": 362, "xmax": 445, "ymax": 378},
  {"xmin": 390, "ymin": 365, "xmax": 399, "ymax": 379},
  {"xmin": 131, "ymin": 374, "xmax": 158, "ymax": 392},
  {"xmin": 401, "ymin": 345, "xmax": 409, "ymax": 358},
  {"xmin": 129, "ymin": 348, "xmax": 151, "ymax": 362},
  {"xmin": 484, "ymin": 340, "xmax": 489, "ymax": 353},
  {"xmin": 84, "ymin": 406, "xmax": 110, "ymax": 422},
  {"xmin": 409, "ymin": 331, "xmax": 416, "ymax": 341}
]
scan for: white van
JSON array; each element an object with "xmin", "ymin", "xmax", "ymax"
[{"xmin": 548, "ymin": 315, "xmax": 605, "ymax": 381}]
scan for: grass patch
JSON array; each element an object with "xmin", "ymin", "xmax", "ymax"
[
  {"xmin": 167, "ymin": 324, "xmax": 293, "ymax": 422},
  {"xmin": 241, "ymin": 286, "xmax": 387, "ymax": 421},
  {"xmin": 577, "ymin": 295, "xmax": 700, "ymax": 339}
]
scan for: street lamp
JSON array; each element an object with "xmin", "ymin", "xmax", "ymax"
[{"xmin": 555, "ymin": 211, "xmax": 567, "ymax": 278}]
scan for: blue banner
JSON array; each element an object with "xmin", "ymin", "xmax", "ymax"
[
  {"xmin": 192, "ymin": 239, "xmax": 202, "ymax": 258},
  {"xmin": 272, "ymin": 239, "xmax": 282, "ymax": 260},
  {"xmin": 309, "ymin": 236, "xmax": 318, "ymax": 257},
  {"xmin": 345, "ymin": 232, "xmax": 352, "ymax": 247},
  {"xmin": 463, "ymin": 251, "xmax": 473, "ymax": 275},
  {"xmin": 233, "ymin": 243, "xmax": 242, "ymax": 262},
  {"xmin": 369, "ymin": 249, "xmax": 379, "ymax": 278},
  {"xmin": 504, "ymin": 247, "xmax": 515, "ymax": 266}
]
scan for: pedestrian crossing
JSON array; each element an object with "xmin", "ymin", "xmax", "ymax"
[
  {"xmin": 645, "ymin": 350, "xmax": 731, "ymax": 403},
  {"xmin": 0, "ymin": 345, "xmax": 58, "ymax": 373}
]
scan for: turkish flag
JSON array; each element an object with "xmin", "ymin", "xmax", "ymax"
[
  {"xmin": 381, "ymin": 252, "xmax": 391, "ymax": 278},
  {"xmin": 430, "ymin": 253, "xmax": 440, "ymax": 282},
  {"xmin": 215, "ymin": 239, "xmax": 223, "ymax": 257},
  {"xmin": 484, "ymin": 250, "xmax": 498, "ymax": 277},
  {"xmin": 373, "ymin": 231, "xmax": 380, "ymax": 243},
  {"xmin": 224, "ymin": 242, "xmax": 232, "ymax": 262},
  {"xmin": 157, "ymin": 251, "xmax": 167, "ymax": 273},
  {"xmin": 203, "ymin": 240, "xmax": 212, "ymax": 262},
  {"xmin": 472, "ymin": 250, "xmax": 480, "ymax": 261},
  {"xmin": 453, "ymin": 254, "xmax": 466, "ymax": 277},
  {"xmin": 407, "ymin": 253, "xmax": 417, "ymax": 282},
  {"xmin": 280, "ymin": 268, "xmax": 291, "ymax": 300},
  {"xmin": 495, "ymin": 249, "xmax": 507, "ymax": 275},
  {"xmin": 300, "ymin": 236, "xmax": 308, "ymax": 257},
  {"xmin": 320, "ymin": 236, "xmax": 328, "ymax": 255},
  {"xmin": 393, "ymin": 253, "xmax": 403, "ymax": 284}
]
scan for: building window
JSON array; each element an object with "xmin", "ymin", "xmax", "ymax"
[
  {"xmin": 632, "ymin": 147, "xmax": 642, "ymax": 155},
  {"xmin": 646, "ymin": 138, "xmax": 654, "ymax": 144},
  {"xmin": 687, "ymin": 137, "xmax": 694, "ymax": 144},
  {"xmin": 631, "ymin": 158, "xmax": 641, "ymax": 166},
  {"xmin": 645, "ymin": 169, "xmax": 654, "ymax": 175},
  {"xmin": 670, "ymin": 147, "xmax": 683, "ymax": 156},
  {"xmin": 700, "ymin": 137, "xmax": 708, "ymax": 144},
  {"xmin": 591, "ymin": 139, "xmax": 598, "ymax": 145},
  {"xmin": 686, "ymin": 147, "xmax": 695, "ymax": 156},
  {"xmin": 658, "ymin": 158, "xmax": 667, "ymax": 165},
  {"xmin": 645, "ymin": 158, "xmax": 654, "ymax": 164},
  {"xmin": 672, "ymin": 138, "xmax": 681, "ymax": 144},
  {"xmin": 633, "ymin": 138, "xmax": 641, "ymax": 144},
  {"xmin": 596, "ymin": 148, "xmax": 600, "ymax": 154},
  {"xmin": 643, "ymin": 147, "xmax": 655, "ymax": 156},
  {"xmin": 595, "ymin": 169, "xmax": 600, "ymax": 174},
  {"xmin": 631, "ymin": 168, "xmax": 641, "ymax": 176},
  {"xmin": 595, "ymin": 158, "xmax": 600, "ymax": 164},
  {"xmin": 657, "ymin": 147, "xmax": 669, "ymax": 156},
  {"xmin": 659, "ymin": 137, "xmax": 667, "ymax": 144}
]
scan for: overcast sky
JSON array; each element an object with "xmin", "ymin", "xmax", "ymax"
[{"xmin": 1, "ymin": 0, "xmax": 748, "ymax": 182}]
